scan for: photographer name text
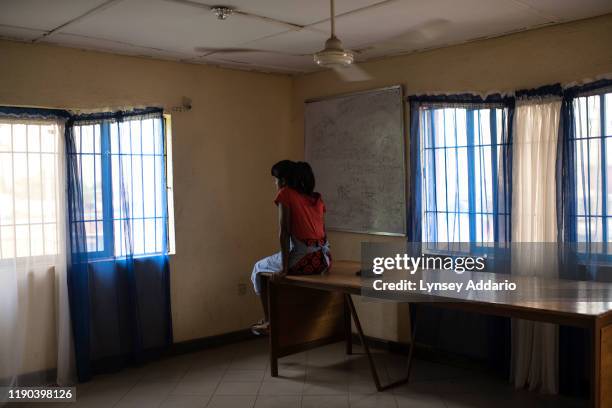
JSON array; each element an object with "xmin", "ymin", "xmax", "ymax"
[{"xmin": 372, "ymin": 279, "xmax": 517, "ymax": 292}]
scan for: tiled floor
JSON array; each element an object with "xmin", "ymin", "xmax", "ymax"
[{"xmin": 11, "ymin": 338, "xmax": 587, "ymax": 407}]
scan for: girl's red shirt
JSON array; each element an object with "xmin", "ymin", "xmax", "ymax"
[{"xmin": 274, "ymin": 187, "xmax": 326, "ymax": 241}]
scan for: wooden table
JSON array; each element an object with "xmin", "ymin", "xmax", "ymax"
[{"xmin": 264, "ymin": 260, "xmax": 612, "ymax": 408}]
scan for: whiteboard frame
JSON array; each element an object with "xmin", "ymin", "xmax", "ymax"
[{"xmin": 304, "ymin": 85, "xmax": 408, "ymax": 237}]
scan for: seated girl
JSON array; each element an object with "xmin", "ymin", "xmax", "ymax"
[{"xmin": 250, "ymin": 160, "xmax": 331, "ymax": 335}]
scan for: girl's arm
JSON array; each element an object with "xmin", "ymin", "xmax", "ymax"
[{"xmin": 273, "ymin": 203, "xmax": 291, "ymax": 281}]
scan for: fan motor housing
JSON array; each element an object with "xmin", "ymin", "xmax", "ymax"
[{"xmin": 314, "ymin": 36, "xmax": 354, "ymax": 67}]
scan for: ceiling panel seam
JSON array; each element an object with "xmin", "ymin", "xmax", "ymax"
[
  {"xmin": 303, "ymin": 0, "xmax": 400, "ymax": 29},
  {"xmin": 0, "ymin": 23, "xmax": 43, "ymax": 32},
  {"xmin": 43, "ymin": 32, "xmax": 195, "ymax": 57},
  {"xmin": 164, "ymin": 0, "xmax": 308, "ymax": 31},
  {"xmin": 32, "ymin": 0, "xmax": 127, "ymax": 43}
]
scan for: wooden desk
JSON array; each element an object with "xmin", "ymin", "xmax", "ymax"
[{"xmin": 265, "ymin": 260, "xmax": 612, "ymax": 408}]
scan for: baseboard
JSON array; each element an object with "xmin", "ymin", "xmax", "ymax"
[
  {"xmin": 169, "ymin": 329, "xmax": 258, "ymax": 356},
  {"xmin": 0, "ymin": 368, "xmax": 56, "ymax": 387},
  {"xmin": 3, "ymin": 329, "xmax": 259, "ymax": 385},
  {"xmin": 350, "ymin": 333, "xmax": 410, "ymax": 354},
  {"xmin": 4, "ymin": 329, "xmax": 495, "ymax": 387}
]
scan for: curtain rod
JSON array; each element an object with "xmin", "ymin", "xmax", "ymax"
[
  {"xmin": 406, "ymin": 73, "xmax": 612, "ymax": 102},
  {"xmin": 0, "ymin": 106, "xmax": 164, "ymax": 122}
]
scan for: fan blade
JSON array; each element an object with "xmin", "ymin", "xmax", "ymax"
[
  {"xmin": 417, "ymin": 19, "xmax": 450, "ymax": 41},
  {"xmin": 195, "ymin": 47, "xmax": 265, "ymax": 54},
  {"xmin": 359, "ymin": 19, "xmax": 451, "ymax": 55},
  {"xmin": 195, "ymin": 47, "xmax": 308, "ymax": 57},
  {"xmin": 332, "ymin": 64, "xmax": 371, "ymax": 82}
]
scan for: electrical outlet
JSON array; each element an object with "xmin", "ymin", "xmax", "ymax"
[{"xmin": 237, "ymin": 283, "xmax": 247, "ymax": 296}]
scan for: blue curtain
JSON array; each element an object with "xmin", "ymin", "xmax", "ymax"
[
  {"xmin": 557, "ymin": 79, "xmax": 612, "ymax": 397},
  {"xmin": 560, "ymin": 79, "xmax": 612, "ymax": 257},
  {"xmin": 407, "ymin": 93, "xmax": 514, "ymax": 374},
  {"xmin": 66, "ymin": 108, "xmax": 172, "ymax": 381},
  {"xmin": 408, "ymin": 101, "xmax": 422, "ymax": 242}
]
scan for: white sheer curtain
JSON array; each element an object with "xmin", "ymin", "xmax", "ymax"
[
  {"xmin": 511, "ymin": 98, "xmax": 561, "ymax": 394},
  {"xmin": 0, "ymin": 119, "xmax": 74, "ymax": 388}
]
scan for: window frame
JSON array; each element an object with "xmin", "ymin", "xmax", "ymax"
[
  {"xmin": 0, "ymin": 119, "xmax": 64, "ymax": 261},
  {"xmin": 420, "ymin": 105, "xmax": 511, "ymax": 246},
  {"xmin": 71, "ymin": 115, "xmax": 174, "ymax": 260},
  {"xmin": 568, "ymin": 91, "xmax": 611, "ymax": 249}
]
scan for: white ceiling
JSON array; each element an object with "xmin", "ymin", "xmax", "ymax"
[{"xmin": 1, "ymin": 0, "xmax": 611, "ymax": 74}]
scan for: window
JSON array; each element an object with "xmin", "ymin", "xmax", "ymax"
[
  {"xmin": 70, "ymin": 114, "xmax": 175, "ymax": 258},
  {"xmin": 0, "ymin": 120, "xmax": 62, "ymax": 259},
  {"xmin": 419, "ymin": 105, "xmax": 511, "ymax": 244},
  {"xmin": 569, "ymin": 92, "xmax": 612, "ymax": 243}
]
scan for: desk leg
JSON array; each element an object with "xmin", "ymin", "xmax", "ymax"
[
  {"xmin": 591, "ymin": 320, "xmax": 600, "ymax": 408},
  {"xmin": 268, "ymin": 279, "xmax": 278, "ymax": 377},
  {"xmin": 600, "ymin": 323, "xmax": 612, "ymax": 408},
  {"xmin": 345, "ymin": 295, "xmax": 416, "ymax": 392},
  {"xmin": 344, "ymin": 296, "xmax": 353, "ymax": 355},
  {"xmin": 592, "ymin": 318, "xmax": 612, "ymax": 408},
  {"xmin": 345, "ymin": 294, "xmax": 382, "ymax": 390},
  {"xmin": 405, "ymin": 303, "xmax": 418, "ymax": 385}
]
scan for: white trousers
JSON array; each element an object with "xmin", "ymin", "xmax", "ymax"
[
  {"xmin": 251, "ymin": 238, "xmax": 330, "ymax": 295},
  {"xmin": 251, "ymin": 252, "xmax": 284, "ymax": 295}
]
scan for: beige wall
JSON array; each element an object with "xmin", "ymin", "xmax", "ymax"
[
  {"xmin": 0, "ymin": 39, "xmax": 292, "ymax": 373},
  {"xmin": 2, "ymin": 12, "xmax": 612, "ymax": 374},
  {"xmin": 290, "ymin": 13, "xmax": 612, "ymax": 341}
]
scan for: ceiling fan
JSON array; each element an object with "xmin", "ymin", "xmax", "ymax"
[
  {"xmin": 193, "ymin": 0, "xmax": 370, "ymax": 82},
  {"xmin": 182, "ymin": 0, "xmax": 448, "ymax": 81},
  {"xmin": 312, "ymin": 0, "xmax": 371, "ymax": 82}
]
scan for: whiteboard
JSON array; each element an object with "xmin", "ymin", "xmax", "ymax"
[{"xmin": 305, "ymin": 86, "xmax": 406, "ymax": 236}]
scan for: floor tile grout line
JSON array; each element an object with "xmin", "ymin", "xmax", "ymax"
[
  {"xmin": 110, "ymin": 371, "xmax": 147, "ymax": 408},
  {"xmin": 164, "ymin": 355, "xmax": 202, "ymax": 403},
  {"xmin": 204, "ymin": 350, "xmax": 237, "ymax": 408},
  {"xmin": 71, "ymin": 339, "xmax": 584, "ymax": 408}
]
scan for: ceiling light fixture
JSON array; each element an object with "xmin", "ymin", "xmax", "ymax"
[{"xmin": 211, "ymin": 6, "xmax": 234, "ymax": 20}]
